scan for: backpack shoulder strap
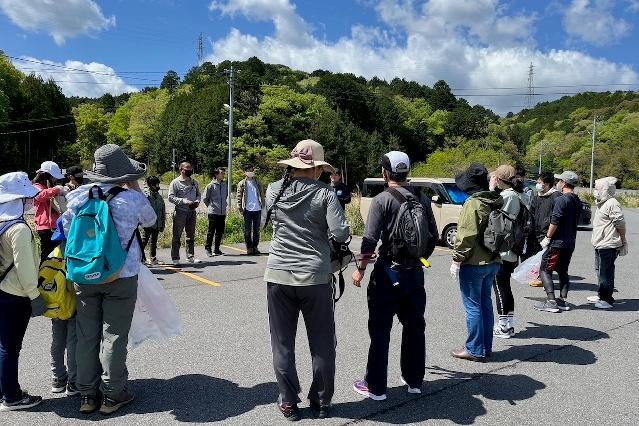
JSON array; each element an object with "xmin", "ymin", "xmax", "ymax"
[
  {"xmin": 386, "ymin": 187, "xmax": 409, "ymax": 204},
  {"xmin": 0, "ymin": 219, "xmax": 26, "ymax": 285},
  {"xmin": 105, "ymin": 186, "xmax": 127, "ymax": 202}
]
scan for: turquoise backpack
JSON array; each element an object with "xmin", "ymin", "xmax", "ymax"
[{"xmin": 65, "ymin": 186, "xmax": 140, "ymax": 285}]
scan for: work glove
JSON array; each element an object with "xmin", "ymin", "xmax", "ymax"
[
  {"xmin": 30, "ymin": 295, "xmax": 49, "ymax": 317},
  {"xmin": 450, "ymin": 262, "xmax": 461, "ymax": 280},
  {"xmin": 541, "ymin": 237, "xmax": 551, "ymax": 248},
  {"xmin": 618, "ymin": 243, "xmax": 628, "ymax": 257}
]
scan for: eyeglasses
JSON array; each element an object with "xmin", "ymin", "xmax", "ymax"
[{"xmin": 291, "ymin": 146, "xmax": 314, "ymax": 165}]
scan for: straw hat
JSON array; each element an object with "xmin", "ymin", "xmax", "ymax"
[{"xmin": 278, "ymin": 140, "xmax": 335, "ymax": 173}]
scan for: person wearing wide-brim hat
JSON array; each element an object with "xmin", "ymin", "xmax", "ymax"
[
  {"xmin": 0, "ymin": 172, "xmax": 47, "ymax": 411},
  {"xmin": 61, "ymin": 144, "xmax": 157, "ymax": 415},
  {"xmin": 263, "ymin": 139, "xmax": 350, "ymax": 421}
]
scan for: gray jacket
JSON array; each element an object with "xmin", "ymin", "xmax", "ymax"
[
  {"xmin": 266, "ymin": 177, "xmax": 350, "ymax": 279},
  {"xmin": 203, "ymin": 180, "xmax": 228, "ymax": 215},
  {"xmin": 500, "ymin": 188, "xmax": 522, "ymax": 263},
  {"xmin": 168, "ymin": 177, "xmax": 201, "ymax": 213}
]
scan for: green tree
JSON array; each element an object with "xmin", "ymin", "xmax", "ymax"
[
  {"xmin": 73, "ymin": 103, "xmax": 111, "ymax": 165},
  {"xmin": 160, "ymin": 70, "xmax": 181, "ymax": 92}
]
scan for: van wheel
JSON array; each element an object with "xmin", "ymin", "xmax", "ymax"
[{"xmin": 443, "ymin": 225, "xmax": 457, "ymax": 249}]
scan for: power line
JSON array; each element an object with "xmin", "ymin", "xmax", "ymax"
[
  {"xmin": 0, "ymin": 122, "xmax": 75, "ymax": 135},
  {"xmin": 0, "ymin": 115, "xmax": 74, "ymax": 126}
]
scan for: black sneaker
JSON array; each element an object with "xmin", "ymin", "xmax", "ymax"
[
  {"xmin": 254, "ymin": 249, "xmax": 262, "ymax": 256},
  {"xmin": 214, "ymin": 250, "xmax": 224, "ymax": 256},
  {"xmin": 556, "ymin": 299, "xmax": 571, "ymax": 311},
  {"xmin": 277, "ymin": 402, "xmax": 301, "ymax": 421},
  {"xmin": 66, "ymin": 382, "xmax": 80, "ymax": 397},
  {"xmin": 0, "ymin": 392, "xmax": 43, "ymax": 411},
  {"xmin": 99, "ymin": 391, "xmax": 135, "ymax": 415},
  {"xmin": 80, "ymin": 394, "xmax": 101, "ymax": 414},
  {"xmin": 534, "ymin": 299, "xmax": 561, "ymax": 313},
  {"xmin": 206, "ymin": 249, "xmax": 214, "ymax": 257},
  {"xmin": 309, "ymin": 400, "xmax": 331, "ymax": 419},
  {"xmin": 51, "ymin": 377, "xmax": 67, "ymax": 393}
]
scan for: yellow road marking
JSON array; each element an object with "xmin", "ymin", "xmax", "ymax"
[
  {"xmin": 161, "ymin": 266, "xmax": 221, "ymax": 287},
  {"xmin": 221, "ymin": 245, "xmax": 247, "ymax": 254}
]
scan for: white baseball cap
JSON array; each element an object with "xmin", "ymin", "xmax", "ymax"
[
  {"xmin": 380, "ymin": 151, "xmax": 410, "ymax": 173},
  {"xmin": 36, "ymin": 161, "xmax": 64, "ymax": 180}
]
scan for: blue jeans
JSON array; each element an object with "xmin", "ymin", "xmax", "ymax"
[
  {"xmin": 459, "ymin": 263, "xmax": 500, "ymax": 358},
  {"xmin": 595, "ymin": 248, "xmax": 617, "ymax": 304},
  {"xmin": 0, "ymin": 290, "xmax": 31, "ymax": 403}
]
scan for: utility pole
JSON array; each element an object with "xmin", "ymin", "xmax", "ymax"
[
  {"xmin": 172, "ymin": 148, "xmax": 176, "ymax": 178},
  {"xmin": 27, "ymin": 130, "xmax": 31, "ymax": 171},
  {"xmin": 224, "ymin": 66, "xmax": 235, "ymax": 212},
  {"xmin": 197, "ymin": 32, "xmax": 204, "ymax": 66},
  {"xmin": 538, "ymin": 139, "xmax": 544, "ymax": 174},
  {"xmin": 589, "ymin": 116, "xmax": 598, "ymax": 192},
  {"xmin": 526, "ymin": 62, "xmax": 534, "ymax": 109}
]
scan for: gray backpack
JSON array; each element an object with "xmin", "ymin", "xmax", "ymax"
[
  {"xmin": 482, "ymin": 207, "xmax": 516, "ymax": 254},
  {"xmin": 387, "ymin": 188, "xmax": 431, "ymax": 265}
]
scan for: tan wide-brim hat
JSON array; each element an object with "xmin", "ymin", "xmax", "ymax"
[{"xmin": 278, "ymin": 139, "xmax": 336, "ymax": 173}]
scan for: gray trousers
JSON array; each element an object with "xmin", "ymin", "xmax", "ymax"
[
  {"xmin": 74, "ymin": 276, "xmax": 137, "ymax": 399},
  {"xmin": 266, "ymin": 282, "xmax": 336, "ymax": 406},
  {"xmin": 171, "ymin": 210, "xmax": 197, "ymax": 260},
  {"xmin": 51, "ymin": 316, "xmax": 77, "ymax": 384}
]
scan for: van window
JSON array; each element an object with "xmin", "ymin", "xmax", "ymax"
[
  {"xmin": 443, "ymin": 183, "xmax": 469, "ymax": 205},
  {"xmin": 362, "ymin": 181, "xmax": 386, "ymax": 197}
]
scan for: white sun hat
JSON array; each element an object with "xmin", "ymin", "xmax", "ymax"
[
  {"xmin": 36, "ymin": 161, "xmax": 64, "ymax": 180},
  {"xmin": 0, "ymin": 172, "xmax": 41, "ymax": 204}
]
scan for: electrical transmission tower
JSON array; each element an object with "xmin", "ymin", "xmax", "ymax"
[
  {"xmin": 526, "ymin": 62, "xmax": 535, "ymax": 109},
  {"xmin": 197, "ymin": 32, "xmax": 204, "ymax": 66}
]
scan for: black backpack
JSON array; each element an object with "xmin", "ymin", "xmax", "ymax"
[
  {"xmin": 387, "ymin": 188, "xmax": 432, "ymax": 265},
  {"xmin": 482, "ymin": 195, "xmax": 529, "ymax": 255}
]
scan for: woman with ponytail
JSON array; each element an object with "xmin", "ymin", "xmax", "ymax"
[{"xmin": 264, "ymin": 140, "xmax": 350, "ymax": 421}]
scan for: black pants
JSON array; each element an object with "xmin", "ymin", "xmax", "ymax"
[
  {"xmin": 38, "ymin": 229, "xmax": 58, "ymax": 263},
  {"xmin": 205, "ymin": 214, "xmax": 226, "ymax": 252},
  {"xmin": 267, "ymin": 283, "xmax": 336, "ymax": 406},
  {"xmin": 540, "ymin": 247, "xmax": 574, "ymax": 299},
  {"xmin": 595, "ymin": 248, "xmax": 618, "ymax": 304},
  {"xmin": 0, "ymin": 290, "xmax": 31, "ymax": 403},
  {"xmin": 365, "ymin": 263, "xmax": 426, "ymax": 396},
  {"xmin": 492, "ymin": 260, "xmax": 518, "ymax": 315},
  {"xmin": 243, "ymin": 210, "xmax": 261, "ymax": 250},
  {"xmin": 142, "ymin": 228, "xmax": 159, "ymax": 260}
]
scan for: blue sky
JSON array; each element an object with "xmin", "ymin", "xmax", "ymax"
[{"xmin": 1, "ymin": 0, "xmax": 638, "ymax": 114}]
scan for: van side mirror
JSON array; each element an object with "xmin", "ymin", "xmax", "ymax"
[{"xmin": 431, "ymin": 195, "xmax": 441, "ymax": 204}]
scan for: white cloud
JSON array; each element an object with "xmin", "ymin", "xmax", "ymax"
[
  {"xmin": 206, "ymin": 0, "xmax": 638, "ymax": 115},
  {"xmin": 563, "ymin": 0, "xmax": 631, "ymax": 46},
  {"xmin": 15, "ymin": 57, "xmax": 137, "ymax": 98},
  {"xmin": 0, "ymin": 0, "xmax": 115, "ymax": 45}
]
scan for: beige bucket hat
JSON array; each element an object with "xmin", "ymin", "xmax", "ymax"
[{"xmin": 277, "ymin": 139, "xmax": 335, "ymax": 173}]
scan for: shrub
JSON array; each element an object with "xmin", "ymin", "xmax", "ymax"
[{"xmin": 346, "ymin": 194, "xmax": 365, "ymax": 236}]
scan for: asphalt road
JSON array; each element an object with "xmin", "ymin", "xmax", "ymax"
[{"xmin": 6, "ymin": 210, "xmax": 639, "ymax": 425}]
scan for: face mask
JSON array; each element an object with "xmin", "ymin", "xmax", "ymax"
[
  {"xmin": 593, "ymin": 190, "xmax": 601, "ymax": 200},
  {"xmin": 556, "ymin": 182, "xmax": 563, "ymax": 191},
  {"xmin": 535, "ymin": 183, "xmax": 544, "ymax": 192},
  {"xmin": 183, "ymin": 170, "xmax": 193, "ymax": 177},
  {"xmin": 245, "ymin": 171, "xmax": 254, "ymax": 178},
  {"xmin": 151, "ymin": 185, "xmax": 160, "ymax": 192}
]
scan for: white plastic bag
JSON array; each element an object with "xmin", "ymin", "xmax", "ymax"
[
  {"xmin": 512, "ymin": 250, "xmax": 544, "ymax": 284},
  {"xmin": 129, "ymin": 265, "xmax": 182, "ymax": 349}
]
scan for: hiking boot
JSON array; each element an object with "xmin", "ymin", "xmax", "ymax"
[
  {"xmin": 353, "ymin": 378, "xmax": 387, "ymax": 400},
  {"xmin": 99, "ymin": 391, "xmax": 134, "ymax": 415},
  {"xmin": 80, "ymin": 394, "xmax": 101, "ymax": 414},
  {"xmin": 451, "ymin": 348, "xmax": 485, "ymax": 362},
  {"xmin": 400, "ymin": 376, "xmax": 422, "ymax": 394},
  {"xmin": 0, "ymin": 392, "xmax": 42, "ymax": 411},
  {"xmin": 556, "ymin": 298, "xmax": 571, "ymax": 311},
  {"xmin": 534, "ymin": 299, "xmax": 561, "ymax": 313},
  {"xmin": 206, "ymin": 249, "xmax": 214, "ymax": 257},
  {"xmin": 51, "ymin": 377, "xmax": 67, "ymax": 393},
  {"xmin": 595, "ymin": 300, "xmax": 613, "ymax": 309},
  {"xmin": 529, "ymin": 279, "xmax": 543, "ymax": 287},
  {"xmin": 277, "ymin": 402, "xmax": 301, "ymax": 421},
  {"xmin": 309, "ymin": 400, "xmax": 331, "ymax": 419},
  {"xmin": 493, "ymin": 325, "xmax": 513, "ymax": 339},
  {"xmin": 66, "ymin": 382, "xmax": 80, "ymax": 397}
]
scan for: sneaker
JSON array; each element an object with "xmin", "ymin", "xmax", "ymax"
[
  {"xmin": 353, "ymin": 378, "xmax": 387, "ymax": 401},
  {"xmin": 51, "ymin": 377, "xmax": 67, "ymax": 393},
  {"xmin": 493, "ymin": 326, "xmax": 513, "ymax": 339},
  {"xmin": 277, "ymin": 402, "xmax": 301, "ymax": 421},
  {"xmin": 556, "ymin": 299, "xmax": 571, "ymax": 311},
  {"xmin": 529, "ymin": 279, "xmax": 543, "ymax": 287},
  {"xmin": 80, "ymin": 394, "xmax": 101, "ymax": 414},
  {"xmin": 534, "ymin": 299, "xmax": 561, "ymax": 313},
  {"xmin": 66, "ymin": 382, "xmax": 80, "ymax": 397},
  {"xmin": 254, "ymin": 249, "xmax": 262, "ymax": 256},
  {"xmin": 309, "ymin": 400, "xmax": 331, "ymax": 419},
  {"xmin": 214, "ymin": 250, "xmax": 224, "ymax": 256},
  {"xmin": 400, "ymin": 376, "xmax": 422, "ymax": 394},
  {"xmin": 246, "ymin": 247, "xmax": 254, "ymax": 255},
  {"xmin": 595, "ymin": 300, "xmax": 613, "ymax": 309},
  {"xmin": 149, "ymin": 258, "xmax": 159, "ymax": 266},
  {"xmin": 187, "ymin": 257, "xmax": 202, "ymax": 264},
  {"xmin": 99, "ymin": 391, "xmax": 134, "ymax": 415},
  {"xmin": 206, "ymin": 250, "xmax": 214, "ymax": 257},
  {"xmin": 0, "ymin": 392, "xmax": 43, "ymax": 411},
  {"xmin": 587, "ymin": 295, "xmax": 600, "ymax": 303},
  {"xmin": 171, "ymin": 259, "xmax": 180, "ymax": 266}
]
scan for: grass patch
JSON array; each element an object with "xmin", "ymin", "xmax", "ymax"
[{"xmin": 346, "ymin": 195, "xmax": 365, "ymax": 236}]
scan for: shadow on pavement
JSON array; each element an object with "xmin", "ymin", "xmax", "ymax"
[
  {"xmin": 491, "ymin": 343, "xmax": 597, "ymax": 365},
  {"xmin": 515, "ymin": 322, "xmax": 609, "ymax": 341},
  {"xmin": 35, "ymin": 374, "xmax": 278, "ymax": 422},
  {"xmin": 333, "ymin": 366, "xmax": 545, "ymax": 425}
]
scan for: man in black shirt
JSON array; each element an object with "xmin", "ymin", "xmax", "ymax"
[
  {"xmin": 330, "ymin": 170, "xmax": 351, "ymax": 210},
  {"xmin": 535, "ymin": 171, "xmax": 582, "ymax": 313},
  {"xmin": 351, "ymin": 151, "xmax": 437, "ymax": 401}
]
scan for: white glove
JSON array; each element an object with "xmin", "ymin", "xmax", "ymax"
[
  {"xmin": 450, "ymin": 262, "xmax": 461, "ymax": 279},
  {"xmin": 541, "ymin": 237, "xmax": 551, "ymax": 248},
  {"xmin": 618, "ymin": 243, "xmax": 628, "ymax": 257}
]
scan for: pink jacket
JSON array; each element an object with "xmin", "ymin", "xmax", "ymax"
[{"xmin": 33, "ymin": 183, "xmax": 61, "ymax": 231}]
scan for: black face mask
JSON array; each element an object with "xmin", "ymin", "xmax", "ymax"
[
  {"xmin": 183, "ymin": 170, "xmax": 193, "ymax": 177},
  {"xmin": 150, "ymin": 186, "xmax": 160, "ymax": 192}
]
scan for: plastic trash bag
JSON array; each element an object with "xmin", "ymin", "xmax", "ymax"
[
  {"xmin": 129, "ymin": 264, "xmax": 182, "ymax": 349},
  {"xmin": 512, "ymin": 250, "xmax": 544, "ymax": 284}
]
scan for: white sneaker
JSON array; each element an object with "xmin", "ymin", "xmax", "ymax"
[
  {"xmin": 171, "ymin": 260, "xmax": 180, "ymax": 266},
  {"xmin": 493, "ymin": 325, "xmax": 513, "ymax": 339},
  {"xmin": 400, "ymin": 376, "xmax": 422, "ymax": 394},
  {"xmin": 594, "ymin": 300, "xmax": 613, "ymax": 309},
  {"xmin": 587, "ymin": 295, "xmax": 600, "ymax": 303},
  {"xmin": 188, "ymin": 258, "xmax": 202, "ymax": 264}
]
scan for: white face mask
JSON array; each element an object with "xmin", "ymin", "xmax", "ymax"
[
  {"xmin": 593, "ymin": 190, "xmax": 601, "ymax": 200},
  {"xmin": 535, "ymin": 183, "xmax": 544, "ymax": 192},
  {"xmin": 245, "ymin": 171, "xmax": 254, "ymax": 178}
]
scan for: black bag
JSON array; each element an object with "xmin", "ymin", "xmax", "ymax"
[
  {"xmin": 483, "ymin": 208, "xmax": 516, "ymax": 254},
  {"xmin": 330, "ymin": 236, "xmax": 353, "ymax": 302},
  {"xmin": 511, "ymin": 201, "xmax": 531, "ymax": 256},
  {"xmin": 386, "ymin": 188, "xmax": 431, "ymax": 265}
]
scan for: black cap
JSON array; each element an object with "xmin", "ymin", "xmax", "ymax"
[{"xmin": 65, "ymin": 165, "xmax": 83, "ymax": 177}]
